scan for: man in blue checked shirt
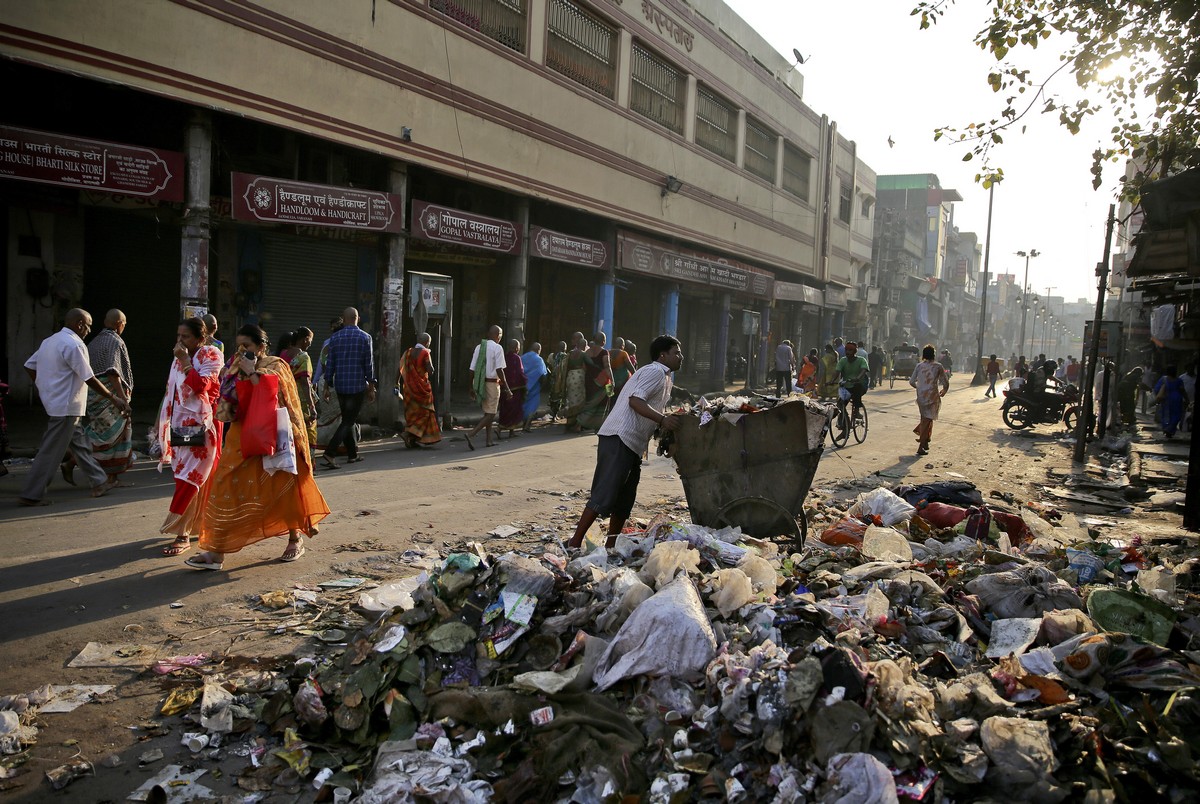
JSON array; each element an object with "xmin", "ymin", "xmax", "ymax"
[{"xmin": 321, "ymin": 307, "xmax": 376, "ymax": 469}]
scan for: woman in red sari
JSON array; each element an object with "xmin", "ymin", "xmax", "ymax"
[
  {"xmin": 395, "ymin": 333, "xmax": 441, "ymax": 448},
  {"xmin": 497, "ymin": 339, "xmax": 527, "ymax": 437},
  {"xmin": 157, "ymin": 318, "xmax": 223, "ymax": 556}
]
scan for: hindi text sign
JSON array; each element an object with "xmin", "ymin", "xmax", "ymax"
[
  {"xmin": 232, "ymin": 173, "xmax": 402, "ymax": 233},
  {"xmin": 530, "ymin": 226, "xmax": 608, "ymax": 268},
  {"xmin": 412, "ymin": 200, "xmax": 518, "ymax": 254}
]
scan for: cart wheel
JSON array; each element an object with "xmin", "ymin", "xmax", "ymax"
[{"xmin": 715, "ymin": 496, "xmax": 803, "ymax": 548}]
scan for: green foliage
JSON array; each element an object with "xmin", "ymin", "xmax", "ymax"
[{"xmin": 912, "ymin": 0, "xmax": 1200, "ymax": 197}]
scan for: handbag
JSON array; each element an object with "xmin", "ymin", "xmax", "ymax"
[
  {"xmin": 170, "ymin": 425, "xmax": 206, "ymax": 448},
  {"xmin": 241, "ymin": 374, "xmax": 281, "ymax": 457},
  {"xmin": 263, "ymin": 408, "xmax": 297, "ymax": 475}
]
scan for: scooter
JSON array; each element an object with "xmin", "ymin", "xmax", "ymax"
[{"xmin": 1001, "ymin": 382, "xmax": 1082, "ymax": 431}]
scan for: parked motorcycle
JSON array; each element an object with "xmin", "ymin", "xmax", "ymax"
[{"xmin": 1001, "ymin": 382, "xmax": 1082, "ymax": 431}]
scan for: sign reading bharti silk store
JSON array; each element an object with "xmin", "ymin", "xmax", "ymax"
[
  {"xmin": 232, "ymin": 173, "xmax": 403, "ymax": 232},
  {"xmin": 0, "ymin": 125, "xmax": 183, "ymax": 201},
  {"xmin": 412, "ymin": 200, "xmax": 519, "ymax": 254}
]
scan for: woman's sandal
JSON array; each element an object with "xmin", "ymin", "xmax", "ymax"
[
  {"xmin": 162, "ymin": 537, "xmax": 191, "ymax": 557},
  {"xmin": 184, "ymin": 554, "xmax": 223, "ymax": 571},
  {"xmin": 281, "ymin": 539, "xmax": 305, "ymax": 562},
  {"xmin": 320, "ymin": 455, "xmax": 340, "ymax": 470}
]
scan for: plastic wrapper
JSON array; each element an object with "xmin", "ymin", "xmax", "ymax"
[
  {"xmin": 819, "ymin": 516, "xmax": 868, "ymax": 547},
  {"xmin": 861, "ymin": 526, "xmax": 912, "ymax": 562},
  {"xmin": 966, "ymin": 565, "xmax": 1082, "ymax": 619},
  {"xmin": 595, "ymin": 569, "xmax": 654, "ymax": 633},
  {"xmin": 821, "ymin": 752, "xmax": 899, "ymax": 804},
  {"xmin": 357, "ymin": 573, "xmax": 428, "ymax": 615},
  {"xmin": 593, "ymin": 577, "xmax": 717, "ymax": 690},
  {"xmin": 640, "ymin": 541, "xmax": 700, "ymax": 590},
  {"xmin": 848, "ymin": 487, "xmax": 916, "ymax": 526},
  {"xmin": 709, "ymin": 568, "xmax": 754, "ymax": 618},
  {"xmin": 914, "ymin": 501, "xmax": 968, "ymax": 529},
  {"xmin": 736, "ymin": 553, "xmax": 778, "ymax": 595}
]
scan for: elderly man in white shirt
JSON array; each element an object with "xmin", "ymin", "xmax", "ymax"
[
  {"xmin": 464, "ymin": 324, "xmax": 512, "ymax": 449},
  {"xmin": 19, "ymin": 308, "xmax": 131, "ymax": 506},
  {"xmin": 568, "ymin": 335, "xmax": 684, "ymax": 549}
]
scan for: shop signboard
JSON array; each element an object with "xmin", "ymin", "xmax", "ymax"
[
  {"xmin": 412, "ymin": 200, "xmax": 518, "ymax": 254},
  {"xmin": 530, "ymin": 226, "xmax": 608, "ymax": 268},
  {"xmin": 773, "ymin": 281, "xmax": 823, "ymax": 306},
  {"xmin": 824, "ymin": 286, "xmax": 848, "ymax": 310},
  {"xmin": 1084, "ymin": 320, "xmax": 1123, "ymax": 359},
  {"xmin": 617, "ymin": 232, "xmax": 773, "ymax": 299},
  {"xmin": 233, "ymin": 173, "xmax": 402, "ymax": 233},
  {"xmin": 0, "ymin": 124, "xmax": 183, "ymax": 201}
]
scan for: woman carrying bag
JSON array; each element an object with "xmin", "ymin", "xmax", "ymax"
[
  {"xmin": 158, "ymin": 318, "xmax": 224, "ymax": 556},
  {"xmin": 184, "ymin": 325, "xmax": 329, "ymax": 570}
]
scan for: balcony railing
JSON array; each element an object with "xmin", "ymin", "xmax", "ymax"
[{"xmin": 431, "ymin": 0, "xmax": 527, "ymax": 53}]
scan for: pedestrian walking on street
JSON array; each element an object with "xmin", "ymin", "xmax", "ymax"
[
  {"xmin": 868, "ymin": 346, "xmax": 884, "ymax": 389},
  {"xmin": 184, "ymin": 325, "xmax": 330, "ymax": 570},
  {"xmin": 18, "ymin": 308, "xmax": 131, "ymax": 506},
  {"xmin": 1154, "ymin": 366, "xmax": 1188, "ymax": 439},
  {"xmin": 284, "ymin": 328, "xmax": 319, "ymax": 450},
  {"xmin": 546, "ymin": 340, "xmax": 569, "ymax": 418},
  {"xmin": 520, "ymin": 342, "xmax": 548, "ymax": 432},
  {"xmin": 609, "ymin": 337, "xmax": 635, "ymax": 394},
  {"xmin": 909, "ymin": 345, "xmax": 949, "ymax": 456},
  {"xmin": 774, "ymin": 339, "xmax": 796, "ymax": 396},
  {"xmin": 819, "ymin": 344, "xmax": 839, "ymax": 399},
  {"xmin": 396, "ymin": 332, "xmax": 442, "ymax": 448},
  {"xmin": 573, "ymin": 332, "xmax": 613, "ymax": 432},
  {"xmin": 202, "ymin": 313, "xmax": 224, "ymax": 355},
  {"xmin": 797, "ymin": 348, "xmax": 819, "ymax": 394},
  {"xmin": 465, "ymin": 324, "xmax": 510, "ymax": 449},
  {"xmin": 568, "ymin": 335, "xmax": 684, "ymax": 549},
  {"xmin": 68, "ymin": 309, "xmax": 135, "ymax": 487},
  {"xmin": 560, "ymin": 332, "xmax": 588, "ymax": 432},
  {"xmin": 1115, "ymin": 367, "xmax": 1147, "ymax": 427},
  {"xmin": 498, "ymin": 339, "xmax": 527, "ymax": 438},
  {"xmin": 984, "ymin": 354, "xmax": 1001, "ymax": 398},
  {"xmin": 321, "ymin": 307, "xmax": 376, "ymax": 469},
  {"xmin": 157, "ymin": 317, "xmax": 224, "ymax": 555}
]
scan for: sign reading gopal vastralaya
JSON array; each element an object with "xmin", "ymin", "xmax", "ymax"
[
  {"xmin": 0, "ymin": 125, "xmax": 183, "ymax": 201},
  {"xmin": 530, "ymin": 226, "xmax": 608, "ymax": 268},
  {"xmin": 412, "ymin": 200, "xmax": 519, "ymax": 254},
  {"xmin": 617, "ymin": 231, "xmax": 774, "ymax": 298},
  {"xmin": 232, "ymin": 173, "xmax": 403, "ymax": 233}
]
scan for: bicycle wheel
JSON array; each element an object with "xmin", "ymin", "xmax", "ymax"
[
  {"xmin": 830, "ymin": 406, "xmax": 849, "ymax": 447},
  {"xmin": 852, "ymin": 405, "xmax": 869, "ymax": 443}
]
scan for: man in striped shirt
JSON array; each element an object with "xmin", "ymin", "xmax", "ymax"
[{"xmin": 567, "ymin": 335, "xmax": 684, "ymax": 549}]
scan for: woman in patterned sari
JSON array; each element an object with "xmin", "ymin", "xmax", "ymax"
[
  {"xmin": 284, "ymin": 327, "xmax": 318, "ymax": 450},
  {"xmin": 396, "ymin": 333, "xmax": 441, "ymax": 448},
  {"xmin": 572, "ymin": 332, "xmax": 612, "ymax": 432},
  {"xmin": 609, "ymin": 337, "xmax": 635, "ymax": 393},
  {"xmin": 158, "ymin": 318, "xmax": 223, "ymax": 556},
  {"xmin": 561, "ymin": 333, "xmax": 588, "ymax": 432},
  {"xmin": 69, "ymin": 309, "xmax": 135, "ymax": 486},
  {"xmin": 184, "ymin": 325, "xmax": 330, "ymax": 569}
]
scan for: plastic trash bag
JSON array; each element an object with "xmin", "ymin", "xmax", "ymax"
[
  {"xmin": 913, "ymin": 501, "xmax": 968, "ymax": 529},
  {"xmin": 965, "ymin": 565, "xmax": 1082, "ymax": 619},
  {"xmin": 848, "ymin": 488, "xmax": 916, "ymax": 526},
  {"xmin": 357, "ymin": 573, "xmax": 428, "ymax": 615},
  {"xmin": 861, "ymin": 526, "xmax": 912, "ymax": 562},
  {"xmin": 640, "ymin": 541, "xmax": 700, "ymax": 590},
  {"xmin": 895, "ymin": 481, "xmax": 983, "ymax": 508},
  {"xmin": 595, "ymin": 569, "xmax": 654, "ymax": 633},
  {"xmin": 736, "ymin": 553, "xmax": 778, "ymax": 595},
  {"xmin": 819, "ymin": 517, "xmax": 868, "ymax": 547},
  {"xmin": 709, "ymin": 568, "xmax": 754, "ymax": 618},
  {"xmin": 820, "ymin": 752, "xmax": 899, "ymax": 804},
  {"xmin": 592, "ymin": 577, "xmax": 717, "ymax": 690}
]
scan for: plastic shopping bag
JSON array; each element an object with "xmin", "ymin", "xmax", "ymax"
[{"xmin": 263, "ymin": 408, "xmax": 297, "ymax": 475}]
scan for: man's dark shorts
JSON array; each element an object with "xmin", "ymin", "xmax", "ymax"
[{"xmin": 587, "ymin": 434, "xmax": 642, "ymax": 519}]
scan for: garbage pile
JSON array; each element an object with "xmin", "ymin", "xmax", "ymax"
[{"xmin": 20, "ymin": 480, "xmax": 1200, "ymax": 802}]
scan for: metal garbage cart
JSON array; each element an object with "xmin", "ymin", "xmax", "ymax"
[{"xmin": 666, "ymin": 398, "xmax": 828, "ymax": 550}]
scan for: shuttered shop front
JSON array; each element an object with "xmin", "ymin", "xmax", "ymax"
[{"xmin": 259, "ymin": 233, "xmax": 363, "ymax": 342}]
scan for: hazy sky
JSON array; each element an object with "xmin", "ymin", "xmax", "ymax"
[{"xmin": 725, "ymin": 0, "xmax": 1123, "ymax": 305}]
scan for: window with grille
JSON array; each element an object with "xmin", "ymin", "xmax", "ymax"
[
  {"xmin": 547, "ymin": 0, "xmax": 616, "ymax": 98},
  {"xmin": 695, "ymin": 85, "xmax": 736, "ymax": 162},
  {"xmin": 782, "ymin": 142, "xmax": 811, "ymax": 202},
  {"xmin": 838, "ymin": 181, "xmax": 852, "ymax": 224},
  {"xmin": 743, "ymin": 117, "xmax": 776, "ymax": 183},
  {"xmin": 431, "ymin": 0, "xmax": 528, "ymax": 53},
  {"xmin": 630, "ymin": 42, "xmax": 684, "ymax": 133}
]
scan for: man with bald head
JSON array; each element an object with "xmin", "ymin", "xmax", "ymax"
[
  {"xmin": 201, "ymin": 313, "xmax": 223, "ymax": 354},
  {"xmin": 19, "ymin": 308, "xmax": 131, "ymax": 505},
  {"xmin": 321, "ymin": 306, "xmax": 376, "ymax": 468},
  {"xmin": 70, "ymin": 308, "xmax": 136, "ymax": 485},
  {"xmin": 464, "ymin": 324, "xmax": 510, "ymax": 449}
]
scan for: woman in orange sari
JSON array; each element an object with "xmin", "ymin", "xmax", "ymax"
[
  {"xmin": 184, "ymin": 325, "xmax": 330, "ymax": 569},
  {"xmin": 396, "ymin": 332, "xmax": 441, "ymax": 448}
]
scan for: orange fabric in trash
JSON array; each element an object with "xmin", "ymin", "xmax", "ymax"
[{"xmin": 199, "ymin": 356, "xmax": 329, "ymax": 553}]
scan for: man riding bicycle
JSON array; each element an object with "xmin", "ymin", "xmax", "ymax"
[{"xmin": 833, "ymin": 341, "xmax": 870, "ymax": 429}]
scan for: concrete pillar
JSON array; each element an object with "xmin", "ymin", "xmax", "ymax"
[
  {"xmin": 616, "ymin": 28, "xmax": 633, "ymax": 108},
  {"xmin": 594, "ymin": 280, "xmax": 614, "ymax": 345},
  {"xmin": 757, "ymin": 302, "xmax": 771, "ymax": 384},
  {"xmin": 180, "ymin": 110, "xmax": 212, "ymax": 313},
  {"xmin": 380, "ymin": 161, "xmax": 408, "ymax": 427},
  {"xmin": 505, "ymin": 199, "xmax": 529, "ymax": 346},
  {"xmin": 528, "ymin": 0, "xmax": 547, "ymax": 64},
  {"xmin": 734, "ymin": 110, "xmax": 747, "ymax": 169},
  {"xmin": 661, "ymin": 285, "xmax": 679, "ymax": 337},
  {"xmin": 713, "ymin": 292, "xmax": 730, "ymax": 388}
]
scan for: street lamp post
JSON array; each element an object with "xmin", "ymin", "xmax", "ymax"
[
  {"xmin": 971, "ymin": 184, "xmax": 996, "ymax": 386},
  {"xmin": 1016, "ymin": 249, "xmax": 1039, "ymax": 360}
]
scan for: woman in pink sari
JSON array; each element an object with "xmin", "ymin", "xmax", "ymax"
[
  {"xmin": 497, "ymin": 339, "xmax": 527, "ymax": 437},
  {"xmin": 157, "ymin": 318, "xmax": 223, "ymax": 556}
]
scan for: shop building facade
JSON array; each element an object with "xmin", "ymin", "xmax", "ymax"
[{"xmin": 2, "ymin": 0, "xmax": 876, "ymax": 416}]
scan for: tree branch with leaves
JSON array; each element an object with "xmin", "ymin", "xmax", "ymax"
[{"xmin": 914, "ymin": 0, "xmax": 1200, "ymax": 196}]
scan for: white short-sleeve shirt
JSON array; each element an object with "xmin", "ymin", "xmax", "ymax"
[
  {"xmin": 469, "ymin": 339, "xmax": 506, "ymax": 378},
  {"xmin": 25, "ymin": 328, "xmax": 95, "ymax": 417}
]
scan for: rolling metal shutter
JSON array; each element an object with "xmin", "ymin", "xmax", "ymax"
[{"xmin": 259, "ymin": 233, "xmax": 360, "ymax": 345}]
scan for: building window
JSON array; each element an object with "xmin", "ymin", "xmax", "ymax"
[
  {"xmin": 695, "ymin": 85, "xmax": 736, "ymax": 162},
  {"xmin": 743, "ymin": 117, "xmax": 776, "ymax": 183},
  {"xmin": 431, "ymin": 0, "xmax": 527, "ymax": 53},
  {"xmin": 861, "ymin": 196, "xmax": 874, "ymax": 218},
  {"xmin": 630, "ymin": 42, "xmax": 685, "ymax": 134},
  {"xmin": 838, "ymin": 181, "xmax": 852, "ymax": 224},
  {"xmin": 781, "ymin": 142, "xmax": 811, "ymax": 202},
  {"xmin": 547, "ymin": 0, "xmax": 616, "ymax": 99}
]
